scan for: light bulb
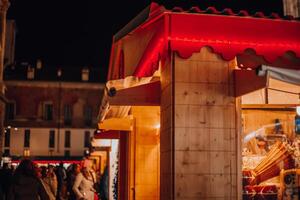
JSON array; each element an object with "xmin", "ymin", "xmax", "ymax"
[{"xmin": 154, "ymin": 123, "xmax": 160, "ymax": 129}]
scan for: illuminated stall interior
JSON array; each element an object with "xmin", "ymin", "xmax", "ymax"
[{"xmin": 235, "ymin": 52, "xmax": 300, "ymax": 199}]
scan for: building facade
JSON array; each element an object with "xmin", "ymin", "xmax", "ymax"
[
  {"xmin": 0, "ymin": 0, "xmax": 9, "ymax": 158},
  {"xmin": 283, "ymin": 0, "xmax": 300, "ymax": 17},
  {"xmin": 3, "ymin": 64, "xmax": 104, "ymax": 160}
]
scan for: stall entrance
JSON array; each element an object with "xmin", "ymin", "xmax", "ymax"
[
  {"xmin": 92, "ymin": 130, "xmax": 129, "ymax": 200},
  {"xmin": 95, "ymin": 106, "xmax": 161, "ymax": 200}
]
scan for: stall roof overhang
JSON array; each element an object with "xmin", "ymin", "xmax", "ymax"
[
  {"xmin": 112, "ymin": 3, "xmax": 300, "ymax": 78},
  {"xmin": 107, "ymin": 80, "xmax": 160, "ymax": 106},
  {"xmin": 234, "ymin": 65, "xmax": 300, "ymax": 97},
  {"xmin": 168, "ymin": 14, "xmax": 300, "ymax": 62}
]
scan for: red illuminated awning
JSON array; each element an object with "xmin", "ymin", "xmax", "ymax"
[
  {"xmin": 130, "ymin": 4, "xmax": 300, "ymax": 78},
  {"xmin": 170, "ymin": 14, "xmax": 300, "ymax": 62}
]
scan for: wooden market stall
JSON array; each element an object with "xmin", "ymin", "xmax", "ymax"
[{"xmin": 95, "ymin": 2, "xmax": 300, "ymax": 200}]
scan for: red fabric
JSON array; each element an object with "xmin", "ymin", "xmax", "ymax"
[
  {"xmin": 170, "ymin": 14, "xmax": 300, "ymax": 62},
  {"xmin": 94, "ymin": 193, "xmax": 99, "ymax": 200},
  {"xmin": 132, "ymin": 11, "xmax": 300, "ymax": 78},
  {"xmin": 133, "ymin": 26, "xmax": 165, "ymax": 77}
]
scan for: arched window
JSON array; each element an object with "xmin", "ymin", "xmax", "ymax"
[{"xmin": 5, "ymin": 101, "xmax": 16, "ymax": 120}]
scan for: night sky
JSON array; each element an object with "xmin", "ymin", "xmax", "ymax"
[{"xmin": 7, "ymin": 0, "xmax": 283, "ymax": 82}]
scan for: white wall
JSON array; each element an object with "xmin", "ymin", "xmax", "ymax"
[{"xmin": 5, "ymin": 127, "xmax": 94, "ymax": 156}]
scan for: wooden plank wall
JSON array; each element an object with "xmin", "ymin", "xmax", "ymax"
[
  {"xmin": 242, "ymin": 78, "xmax": 300, "ymax": 105},
  {"xmin": 172, "ymin": 47, "xmax": 238, "ymax": 199},
  {"xmin": 131, "ymin": 106, "xmax": 160, "ymax": 200},
  {"xmin": 242, "ymin": 109, "xmax": 296, "ymax": 141},
  {"xmin": 160, "ymin": 54, "xmax": 174, "ymax": 200}
]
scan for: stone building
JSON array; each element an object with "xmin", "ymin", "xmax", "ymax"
[
  {"xmin": 0, "ymin": 0, "xmax": 9, "ymax": 158},
  {"xmin": 283, "ymin": 0, "xmax": 300, "ymax": 17},
  {"xmin": 2, "ymin": 63, "xmax": 104, "ymax": 161}
]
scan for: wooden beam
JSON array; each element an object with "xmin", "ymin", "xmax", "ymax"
[
  {"xmin": 242, "ymin": 104, "xmax": 299, "ymax": 110},
  {"xmin": 98, "ymin": 116, "xmax": 133, "ymax": 131},
  {"xmin": 234, "ymin": 69, "xmax": 267, "ymax": 97},
  {"xmin": 108, "ymin": 81, "xmax": 161, "ymax": 106},
  {"xmin": 92, "ymin": 147, "xmax": 111, "ymax": 151}
]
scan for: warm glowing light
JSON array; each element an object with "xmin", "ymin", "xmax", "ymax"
[
  {"xmin": 24, "ymin": 149, "xmax": 30, "ymax": 157},
  {"xmin": 7, "ymin": 126, "xmax": 11, "ymax": 129},
  {"xmin": 154, "ymin": 123, "xmax": 160, "ymax": 129},
  {"xmin": 14, "ymin": 128, "xmax": 18, "ymax": 131},
  {"xmin": 297, "ymin": 106, "xmax": 300, "ymax": 115}
]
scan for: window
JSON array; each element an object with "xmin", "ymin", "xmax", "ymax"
[
  {"xmin": 5, "ymin": 102, "xmax": 15, "ymax": 120},
  {"xmin": 84, "ymin": 106, "xmax": 93, "ymax": 126},
  {"xmin": 49, "ymin": 130, "xmax": 55, "ymax": 148},
  {"xmin": 43, "ymin": 102, "xmax": 53, "ymax": 121},
  {"xmin": 4, "ymin": 129, "xmax": 10, "ymax": 147},
  {"xmin": 49, "ymin": 149, "xmax": 54, "ymax": 156},
  {"xmin": 65, "ymin": 130, "xmax": 71, "ymax": 148},
  {"xmin": 84, "ymin": 131, "xmax": 91, "ymax": 148},
  {"xmin": 64, "ymin": 150, "xmax": 70, "ymax": 157},
  {"xmin": 23, "ymin": 149, "xmax": 30, "ymax": 156},
  {"xmin": 64, "ymin": 105, "xmax": 72, "ymax": 126},
  {"xmin": 81, "ymin": 68, "xmax": 89, "ymax": 81},
  {"xmin": 27, "ymin": 67, "xmax": 35, "ymax": 79},
  {"xmin": 24, "ymin": 129, "xmax": 30, "ymax": 148},
  {"xmin": 4, "ymin": 149, "xmax": 10, "ymax": 156}
]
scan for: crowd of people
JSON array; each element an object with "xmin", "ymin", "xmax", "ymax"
[{"xmin": 0, "ymin": 159, "xmax": 108, "ymax": 200}]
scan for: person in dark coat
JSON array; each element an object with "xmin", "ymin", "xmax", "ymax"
[
  {"xmin": 0, "ymin": 184, "xmax": 4, "ymax": 200},
  {"xmin": 55, "ymin": 162, "xmax": 66, "ymax": 200},
  {"xmin": 7, "ymin": 159, "xmax": 49, "ymax": 200},
  {"xmin": 66, "ymin": 164, "xmax": 80, "ymax": 200},
  {"xmin": 99, "ymin": 166, "xmax": 109, "ymax": 200},
  {"xmin": 0, "ymin": 163, "xmax": 13, "ymax": 200}
]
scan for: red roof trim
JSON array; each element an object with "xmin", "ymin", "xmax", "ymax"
[
  {"xmin": 151, "ymin": 2, "xmax": 299, "ymax": 21},
  {"xmin": 170, "ymin": 37, "xmax": 300, "ymax": 62},
  {"xmin": 170, "ymin": 13, "xmax": 300, "ymax": 63},
  {"xmin": 11, "ymin": 160, "xmax": 81, "ymax": 164},
  {"xmin": 133, "ymin": 25, "xmax": 165, "ymax": 77}
]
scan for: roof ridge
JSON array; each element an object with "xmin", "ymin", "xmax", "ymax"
[{"xmin": 152, "ymin": 3, "xmax": 300, "ymax": 21}]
